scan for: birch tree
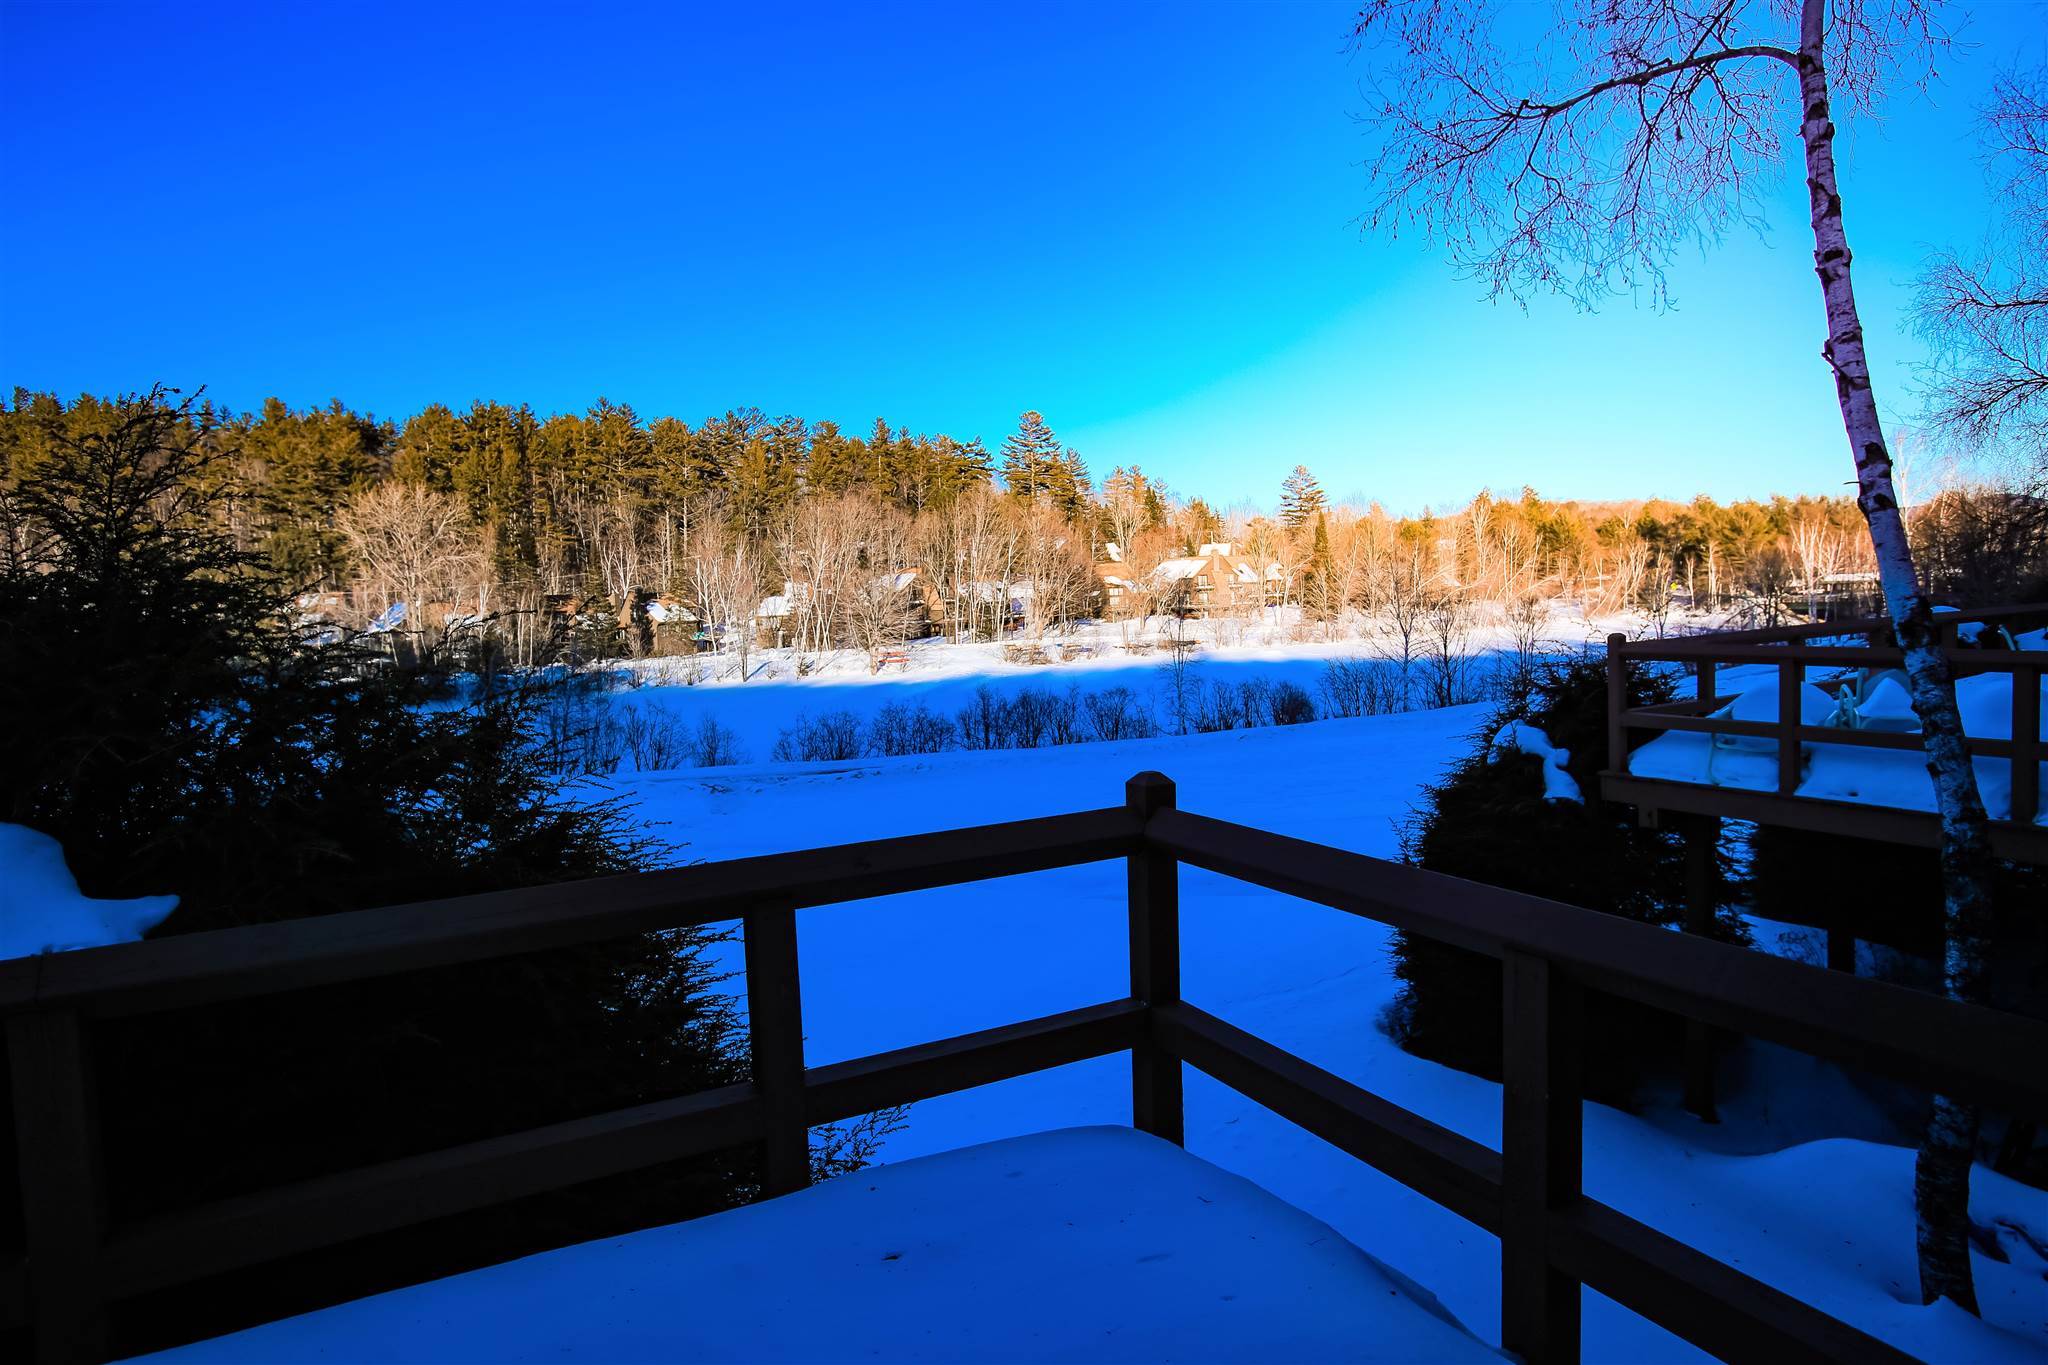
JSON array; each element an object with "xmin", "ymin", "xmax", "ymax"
[{"xmin": 1353, "ymin": 0, "xmax": 1996, "ymax": 1311}]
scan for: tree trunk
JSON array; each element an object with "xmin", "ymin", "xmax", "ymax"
[{"xmin": 1796, "ymin": 0, "xmax": 1996, "ymax": 1314}]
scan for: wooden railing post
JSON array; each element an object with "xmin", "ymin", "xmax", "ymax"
[
  {"xmin": 1501, "ymin": 951, "xmax": 1583, "ymax": 1365},
  {"xmin": 743, "ymin": 906, "xmax": 810, "ymax": 1197},
  {"xmin": 1680, "ymin": 817, "xmax": 1719, "ymax": 1123},
  {"xmin": 9, "ymin": 1010, "xmax": 110, "ymax": 1364},
  {"xmin": 1126, "ymin": 772, "xmax": 1184, "ymax": 1146},
  {"xmin": 1776, "ymin": 657, "xmax": 1801, "ymax": 795},
  {"xmin": 1697, "ymin": 658, "xmax": 1717, "ymax": 706},
  {"xmin": 1605, "ymin": 634, "xmax": 1627, "ymax": 774},
  {"xmin": 2013, "ymin": 663, "xmax": 2040, "ymax": 826}
]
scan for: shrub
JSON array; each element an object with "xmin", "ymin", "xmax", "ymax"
[
  {"xmin": 616, "ymin": 706, "xmax": 694, "ymax": 771},
  {"xmin": 954, "ymin": 685, "xmax": 1007, "ymax": 751},
  {"xmin": 770, "ymin": 709, "xmax": 865, "ymax": 763},
  {"xmin": 686, "ymin": 713, "xmax": 747, "ymax": 767},
  {"xmin": 1004, "ymin": 687, "xmax": 1058, "ymax": 748},
  {"xmin": 1045, "ymin": 687, "xmax": 1086, "ymax": 746},
  {"xmin": 1321, "ymin": 658, "xmax": 1406, "ymax": 717},
  {"xmin": 1081, "ymin": 686, "xmax": 1156, "ymax": 741},
  {"xmin": 1386, "ymin": 657, "xmax": 1747, "ymax": 1107},
  {"xmin": 1268, "ymin": 680, "xmax": 1317, "ymax": 725},
  {"xmin": 868, "ymin": 700, "xmax": 954, "ymax": 757}
]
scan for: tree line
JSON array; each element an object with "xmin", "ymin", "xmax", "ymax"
[{"xmin": 11, "ymin": 388, "xmax": 2024, "ymax": 673}]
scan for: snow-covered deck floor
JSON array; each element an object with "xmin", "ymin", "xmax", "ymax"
[{"xmin": 130, "ymin": 1127, "xmax": 1497, "ymax": 1364}]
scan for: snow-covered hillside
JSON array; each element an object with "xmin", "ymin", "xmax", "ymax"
[{"xmin": 608, "ymin": 704, "xmax": 2048, "ymax": 1365}]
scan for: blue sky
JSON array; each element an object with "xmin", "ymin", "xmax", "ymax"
[{"xmin": 1, "ymin": 0, "xmax": 2039, "ymax": 512}]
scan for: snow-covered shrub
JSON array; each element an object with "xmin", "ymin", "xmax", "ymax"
[
  {"xmin": 686, "ymin": 714, "xmax": 747, "ymax": 767},
  {"xmin": 1387, "ymin": 657, "xmax": 1748, "ymax": 1106},
  {"xmin": 771, "ymin": 710, "xmax": 866, "ymax": 762},
  {"xmin": 1267, "ymin": 681, "xmax": 1317, "ymax": 726},
  {"xmin": 1081, "ymin": 686, "xmax": 1156, "ymax": 741},
  {"xmin": 868, "ymin": 701, "xmax": 954, "ymax": 757}
]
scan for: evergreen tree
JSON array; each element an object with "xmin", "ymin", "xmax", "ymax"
[
  {"xmin": 1000, "ymin": 410, "xmax": 1062, "ymax": 501},
  {"xmin": 1279, "ymin": 464, "xmax": 1327, "ymax": 528},
  {"xmin": 1389, "ymin": 658, "xmax": 1748, "ymax": 1105},
  {"xmin": 0, "ymin": 389, "xmax": 768, "ymax": 1353}
]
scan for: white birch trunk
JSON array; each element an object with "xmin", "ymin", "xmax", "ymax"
[{"xmin": 1797, "ymin": 0, "xmax": 1996, "ymax": 1314}]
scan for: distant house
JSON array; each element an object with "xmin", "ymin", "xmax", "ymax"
[
  {"xmin": 1148, "ymin": 543, "xmax": 1288, "ymax": 618},
  {"xmin": 644, "ymin": 597, "xmax": 710, "ymax": 654},
  {"xmin": 863, "ymin": 569, "xmax": 943, "ymax": 640},
  {"xmin": 1094, "ymin": 543, "xmax": 1142, "ymax": 615},
  {"xmin": 754, "ymin": 581, "xmax": 813, "ymax": 647}
]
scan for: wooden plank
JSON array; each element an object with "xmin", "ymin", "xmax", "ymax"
[
  {"xmin": 1620, "ymin": 710, "xmax": 2021, "ymax": 759},
  {"xmin": 1778, "ymin": 659, "xmax": 1801, "ymax": 795},
  {"xmin": 744, "ymin": 907, "xmax": 810, "ymax": 1197},
  {"xmin": 1500, "ymin": 952, "xmax": 1582, "ymax": 1365},
  {"xmin": 0, "ymin": 807, "xmax": 1142, "ymax": 1019},
  {"xmin": 7, "ymin": 1011, "xmax": 110, "ymax": 1364},
  {"xmin": 804, "ymin": 999, "xmax": 1146, "ymax": 1124},
  {"xmin": 1549, "ymin": 1198, "xmax": 1920, "ymax": 1365},
  {"xmin": 0, "ymin": 1259, "xmax": 26, "ymax": 1333},
  {"xmin": 104, "ymin": 999, "xmax": 1150, "ymax": 1305},
  {"xmin": 99, "ymin": 1082, "xmax": 765, "ymax": 1301},
  {"xmin": 1619, "ymin": 641, "xmax": 2037, "ymax": 668},
  {"xmin": 1125, "ymin": 772, "xmax": 1184, "ymax": 1146},
  {"xmin": 1606, "ymin": 633, "xmax": 1627, "ymax": 774},
  {"xmin": 1151, "ymin": 1003, "xmax": 1502, "ymax": 1232},
  {"xmin": 1147, "ymin": 810, "xmax": 2048, "ymax": 1117},
  {"xmin": 2014, "ymin": 662, "xmax": 2040, "ymax": 826},
  {"xmin": 1680, "ymin": 818, "xmax": 1718, "ymax": 1123},
  {"xmin": 1598, "ymin": 773, "xmax": 2048, "ymax": 866}
]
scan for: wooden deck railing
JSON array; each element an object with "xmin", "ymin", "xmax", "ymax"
[
  {"xmin": 6, "ymin": 774, "xmax": 2046, "ymax": 1365},
  {"xmin": 1603, "ymin": 604, "xmax": 2048, "ymax": 864}
]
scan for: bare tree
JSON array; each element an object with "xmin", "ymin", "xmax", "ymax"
[
  {"xmin": 1789, "ymin": 512, "xmax": 1847, "ymax": 618},
  {"xmin": 1916, "ymin": 62, "xmax": 2048, "ymax": 456},
  {"xmin": 686, "ymin": 529, "xmax": 763, "ymax": 682},
  {"xmin": 1355, "ymin": 0, "xmax": 1997, "ymax": 1310},
  {"xmin": 336, "ymin": 481, "xmax": 486, "ymax": 642}
]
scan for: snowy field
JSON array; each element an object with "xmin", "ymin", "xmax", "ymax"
[
  {"xmin": 595, "ymin": 696, "xmax": 2048, "ymax": 1364},
  {"xmin": 571, "ymin": 606, "xmax": 1634, "ymax": 766}
]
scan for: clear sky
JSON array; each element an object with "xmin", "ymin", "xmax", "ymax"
[{"xmin": 1, "ymin": 0, "xmax": 2040, "ymax": 512}]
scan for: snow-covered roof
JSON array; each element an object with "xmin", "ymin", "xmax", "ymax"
[
  {"xmin": 868, "ymin": 570, "xmax": 921, "ymax": 593},
  {"xmin": 1102, "ymin": 542, "xmax": 1123, "ymax": 563},
  {"xmin": 1153, "ymin": 557, "xmax": 1207, "ymax": 581},
  {"xmin": 1196, "ymin": 542, "xmax": 1235, "ymax": 557},
  {"xmin": 646, "ymin": 600, "xmax": 698, "ymax": 624}
]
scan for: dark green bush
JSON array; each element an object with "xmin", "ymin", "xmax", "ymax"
[{"xmin": 1388, "ymin": 656, "xmax": 1748, "ymax": 1107}]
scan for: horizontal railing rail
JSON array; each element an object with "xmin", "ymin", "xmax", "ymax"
[
  {"xmin": 7, "ymin": 774, "xmax": 2043, "ymax": 1365},
  {"xmin": 1603, "ymin": 608, "xmax": 2047, "ymax": 851}
]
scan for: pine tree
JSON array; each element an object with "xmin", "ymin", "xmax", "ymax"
[
  {"xmin": 1280, "ymin": 464, "xmax": 1327, "ymax": 528},
  {"xmin": 1000, "ymin": 410, "xmax": 1062, "ymax": 501},
  {"xmin": 0, "ymin": 388, "xmax": 764, "ymax": 1352}
]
